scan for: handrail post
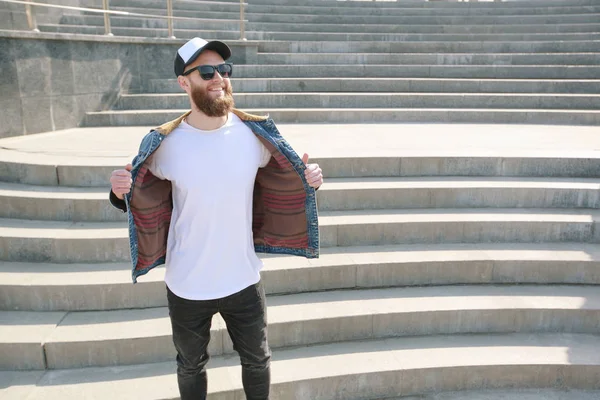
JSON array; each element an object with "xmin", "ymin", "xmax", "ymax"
[
  {"xmin": 25, "ymin": 0, "xmax": 39, "ymax": 32},
  {"xmin": 102, "ymin": 0, "xmax": 113, "ymax": 36},
  {"xmin": 239, "ymin": 0, "xmax": 245, "ymax": 40},
  {"xmin": 167, "ymin": 0, "xmax": 175, "ymax": 38}
]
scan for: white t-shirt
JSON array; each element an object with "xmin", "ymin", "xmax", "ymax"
[{"xmin": 147, "ymin": 113, "xmax": 272, "ymax": 300}]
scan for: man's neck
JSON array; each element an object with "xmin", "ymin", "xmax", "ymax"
[{"xmin": 185, "ymin": 109, "xmax": 228, "ymax": 131}]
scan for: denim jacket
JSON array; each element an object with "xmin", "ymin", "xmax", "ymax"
[{"xmin": 110, "ymin": 109, "xmax": 320, "ymax": 283}]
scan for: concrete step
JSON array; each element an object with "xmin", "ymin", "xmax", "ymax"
[
  {"xmin": 108, "ymin": 0, "xmax": 244, "ymax": 6},
  {"xmin": 38, "ymin": 24, "xmax": 243, "ymax": 40},
  {"xmin": 247, "ymin": 31, "xmax": 600, "ymax": 42},
  {"xmin": 2, "ymin": 129, "xmax": 599, "ymax": 185},
  {"xmin": 0, "ymin": 219, "xmax": 128, "ymax": 263},
  {"xmin": 58, "ymin": 13, "xmax": 241, "ymax": 29},
  {"xmin": 250, "ymin": 22, "xmax": 600, "ymax": 35},
  {"xmin": 0, "ymin": 310, "xmax": 65, "ymax": 370},
  {"xmin": 247, "ymin": 0, "xmax": 600, "ymax": 8},
  {"xmin": 3, "ymin": 242, "xmax": 600, "ymax": 311},
  {"xmin": 57, "ymin": 15, "xmax": 241, "ymax": 31},
  {"xmin": 247, "ymin": 16, "xmax": 600, "ymax": 32},
  {"xmin": 0, "ymin": 148, "xmax": 119, "ymax": 187},
  {"xmin": 108, "ymin": 0, "xmax": 243, "ymax": 7},
  {"xmin": 99, "ymin": 5, "xmax": 600, "ymax": 24},
  {"xmin": 84, "ymin": 108, "xmax": 600, "ymax": 126},
  {"xmin": 0, "ymin": 153, "xmax": 600, "ymax": 188},
  {"xmin": 3, "ymin": 285, "xmax": 600, "ymax": 370},
  {"xmin": 4, "ymin": 333, "xmax": 600, "ymax": 398},
  {"xmin": 116, "ymin": 93, "xmax": 600, "ymax": 111},
  {"xmin": 318, "ymin": 208, "xmax": 600, "ymax": 247},
  {"xmin": 206, "ymin": 64, "xmax": 600, "ymax": 79},
  {"xmin": 37, "ymin": 24, "xmax": 600, "ymax": 42},
  {"xmin": 314, "ymin": 154, "xmax": 600, "ymax": 179},
  {"xmin": 379, "ymin": 389, "xmax": 600, "ymax": 400},
  {"xmin": 2, "ymin": 209, "xmax": 599, "ymax": 263},
  {"xmin": 0, "ymin": 9, "xmax": 29, "ymax": 31},
  {"xmin": 107, "ymin": 3, "xmax": 245, "ymax": 15},
  {"xmin": 258, "ymin": 40, "xmax": 600, "ymax": 54},
  {"xmin": 103, "ymin": 1, "xmax": 244, "ymax": 13},
  {"xmin": 249, "ymin": 9, "xmax": 600, "ymax": 24},
  {"xmin": 151, "ymin": 77, "xmax": 600, "ymax": 94},
  {"xmin": 258, "ymin": 52, "xmax": 600, "ymax": 66},
  {"xmin": 2, "ymin": 176, "xmax": 598, "ymax": 220},
  {"xmin": 0, "ymin": 183, "xmax": 124, "ymax": 222},
  {"xmin": 89, "ymin": 6, "xmax": 245, "ymax": 25},
  {"xmin": 245, "ymin": 4, "xmax": 600, "ymax": 17},
  {"xmin": 106, "ymin": 0, "xmax": 600, "ymax": 12},
  {"xmin": 56, "ymin": 13, "xmax": 600, "ymax": 34},
  {"xmin": 108, "ymin": 0, "xmax": 243, "ymax": 12},
  {"xmin": 318, "ymin": 177, "xmax": 600, "ymax": 210}
]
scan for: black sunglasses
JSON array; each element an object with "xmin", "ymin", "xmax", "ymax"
[{"xmin": 182, "ymin": 63, "xmax": 233, "ymax": 80}]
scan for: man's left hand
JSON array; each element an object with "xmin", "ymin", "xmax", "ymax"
[{"xmin": 302, "ymin": 153, "xmax": 323, "ymax": 189}]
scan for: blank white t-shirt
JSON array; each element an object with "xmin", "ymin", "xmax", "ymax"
[{"xmin": 146, "ymin": 113, "xmax": 272, "ymax": 300}]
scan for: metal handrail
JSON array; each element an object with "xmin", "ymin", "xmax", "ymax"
[
  {"xmin": 24, "ymin": 0, "xmax": 38, "ymax": 32},
  {"xmin": 1, "ymin": 0, "xmax": 248, "ymax": 40},
  {"xmin": 102, "ymin": 0, "xmax": 112, "ymax": 36},
  {"xmin": 240, "ymin": 0, "xmax": 245, "ymax": 40},
  {"xmin": 167, "ymin": 0, "xmax": 175, "ymax": 39}
]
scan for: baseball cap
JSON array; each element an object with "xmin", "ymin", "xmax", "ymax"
[{"xmin": 174, "ymin": 37, "xmax": 232, "ymax": 77}]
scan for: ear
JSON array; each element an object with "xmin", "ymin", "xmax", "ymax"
[{"xmin": 177, "ymin": 75, "xmax": 190, "ymax": 93}]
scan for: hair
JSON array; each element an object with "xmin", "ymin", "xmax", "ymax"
[{"xmin": 190, "ymin": 80, "xmax": 234, "ymax": 117}]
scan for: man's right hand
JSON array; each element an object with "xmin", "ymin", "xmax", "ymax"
[{"xmin": 110, "ymin": 163, "xmax": 133, "ymax": 200}]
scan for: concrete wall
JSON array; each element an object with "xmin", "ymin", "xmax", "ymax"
[{"xmin": 0, "ymin": 31, "xmax": 257, "ymax": 138}]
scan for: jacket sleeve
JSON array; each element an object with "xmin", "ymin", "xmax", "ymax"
[{"xmin": 109, "ymin": 189, "xmax": 127, "ymax": 213}]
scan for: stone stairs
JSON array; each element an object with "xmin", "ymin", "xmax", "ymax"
[
  {"xmin": 30, "ymin": 0, "xmax": 600, "ymax": 124},
  {"xmin": 2, "ymin": 122, "xmax": 600, "ymax": 397},
  {"xmin": 2, "ymin": 0, "xmax": 600, "ymax": 398}
]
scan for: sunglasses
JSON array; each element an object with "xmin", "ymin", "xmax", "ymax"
[{"xmin": 182, "ymin": 63, "xmax": 233, "ymax": 80}]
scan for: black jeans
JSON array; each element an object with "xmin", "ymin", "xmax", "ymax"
[{"xmin": 166, "ymin": 280, "xmax": 271, "ymax": 400}]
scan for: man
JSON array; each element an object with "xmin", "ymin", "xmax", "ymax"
[{"xmin": 109, "ymin": 37, "xmax": 323, "ymax": 400}]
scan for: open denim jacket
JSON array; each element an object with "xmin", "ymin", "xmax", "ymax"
[{"xmin": 110, "ymin": 109, "xmax": 320, "ymax": 283}]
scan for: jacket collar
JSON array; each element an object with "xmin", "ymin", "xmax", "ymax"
[{"xmin": 154, "ymin": 109, "xmax": 269, "ymax": 136}]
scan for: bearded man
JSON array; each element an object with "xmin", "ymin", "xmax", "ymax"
[{"xmin": 108, "ymin": 38, "xmax": 323, "ymax": 400}]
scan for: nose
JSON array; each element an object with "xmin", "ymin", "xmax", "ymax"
[{"xmin": 211, "ymin": 70, "xmax": 225, "ymax": 82}]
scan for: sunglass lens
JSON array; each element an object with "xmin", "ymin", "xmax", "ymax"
[
  {"xmin": 217, "ymin": 64, "xmax": 232, "ymax": 78},
  {"xmin": 199, "ymin": 65, "xmax": 215, "ymax": 80}
]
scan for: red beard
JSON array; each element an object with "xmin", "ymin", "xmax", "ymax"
[{"xmin": 190, "ymin": 81, "xmax": 235, "ymax": 117}]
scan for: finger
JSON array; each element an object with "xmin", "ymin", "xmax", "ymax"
[
  {"xmin": 110, "ymin": 178, "xmax": 132, "ymax": 186},
  {"xmin": 308, "ymin": 177, "xmax": 322, "ymax": 186},
  {"xmin": 111, "ymin": 183, "xmax": 131, "ymax": 190},
  {"xmin": 304, "ymin": 166, "xmax": 318, "ymax": 176},
  {"xmin": 302, "ymin": 153, "xmax": 309, "ymax": 165},
  {"xmin": 113, "ymin": 181, "xmax": 132, "ymax": 187},
  {"xmin": 306, "ymin": 173, "xmax": 322, "ymax": 184},
  {"xmin": 125, "ymin": 163, "xmax": 133, "ymax": 171},
  {"xmin": 111, "ymin": 179, "xmax": 132, "ymax": 187},
  {"xmin": 306, "ymin": 168, "xmax": 322, "ymax": 178}
]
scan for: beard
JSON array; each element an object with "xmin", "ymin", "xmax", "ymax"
[{"xmin": 190, "ymin": 81, "xmax": 235, "ymax": 117}]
